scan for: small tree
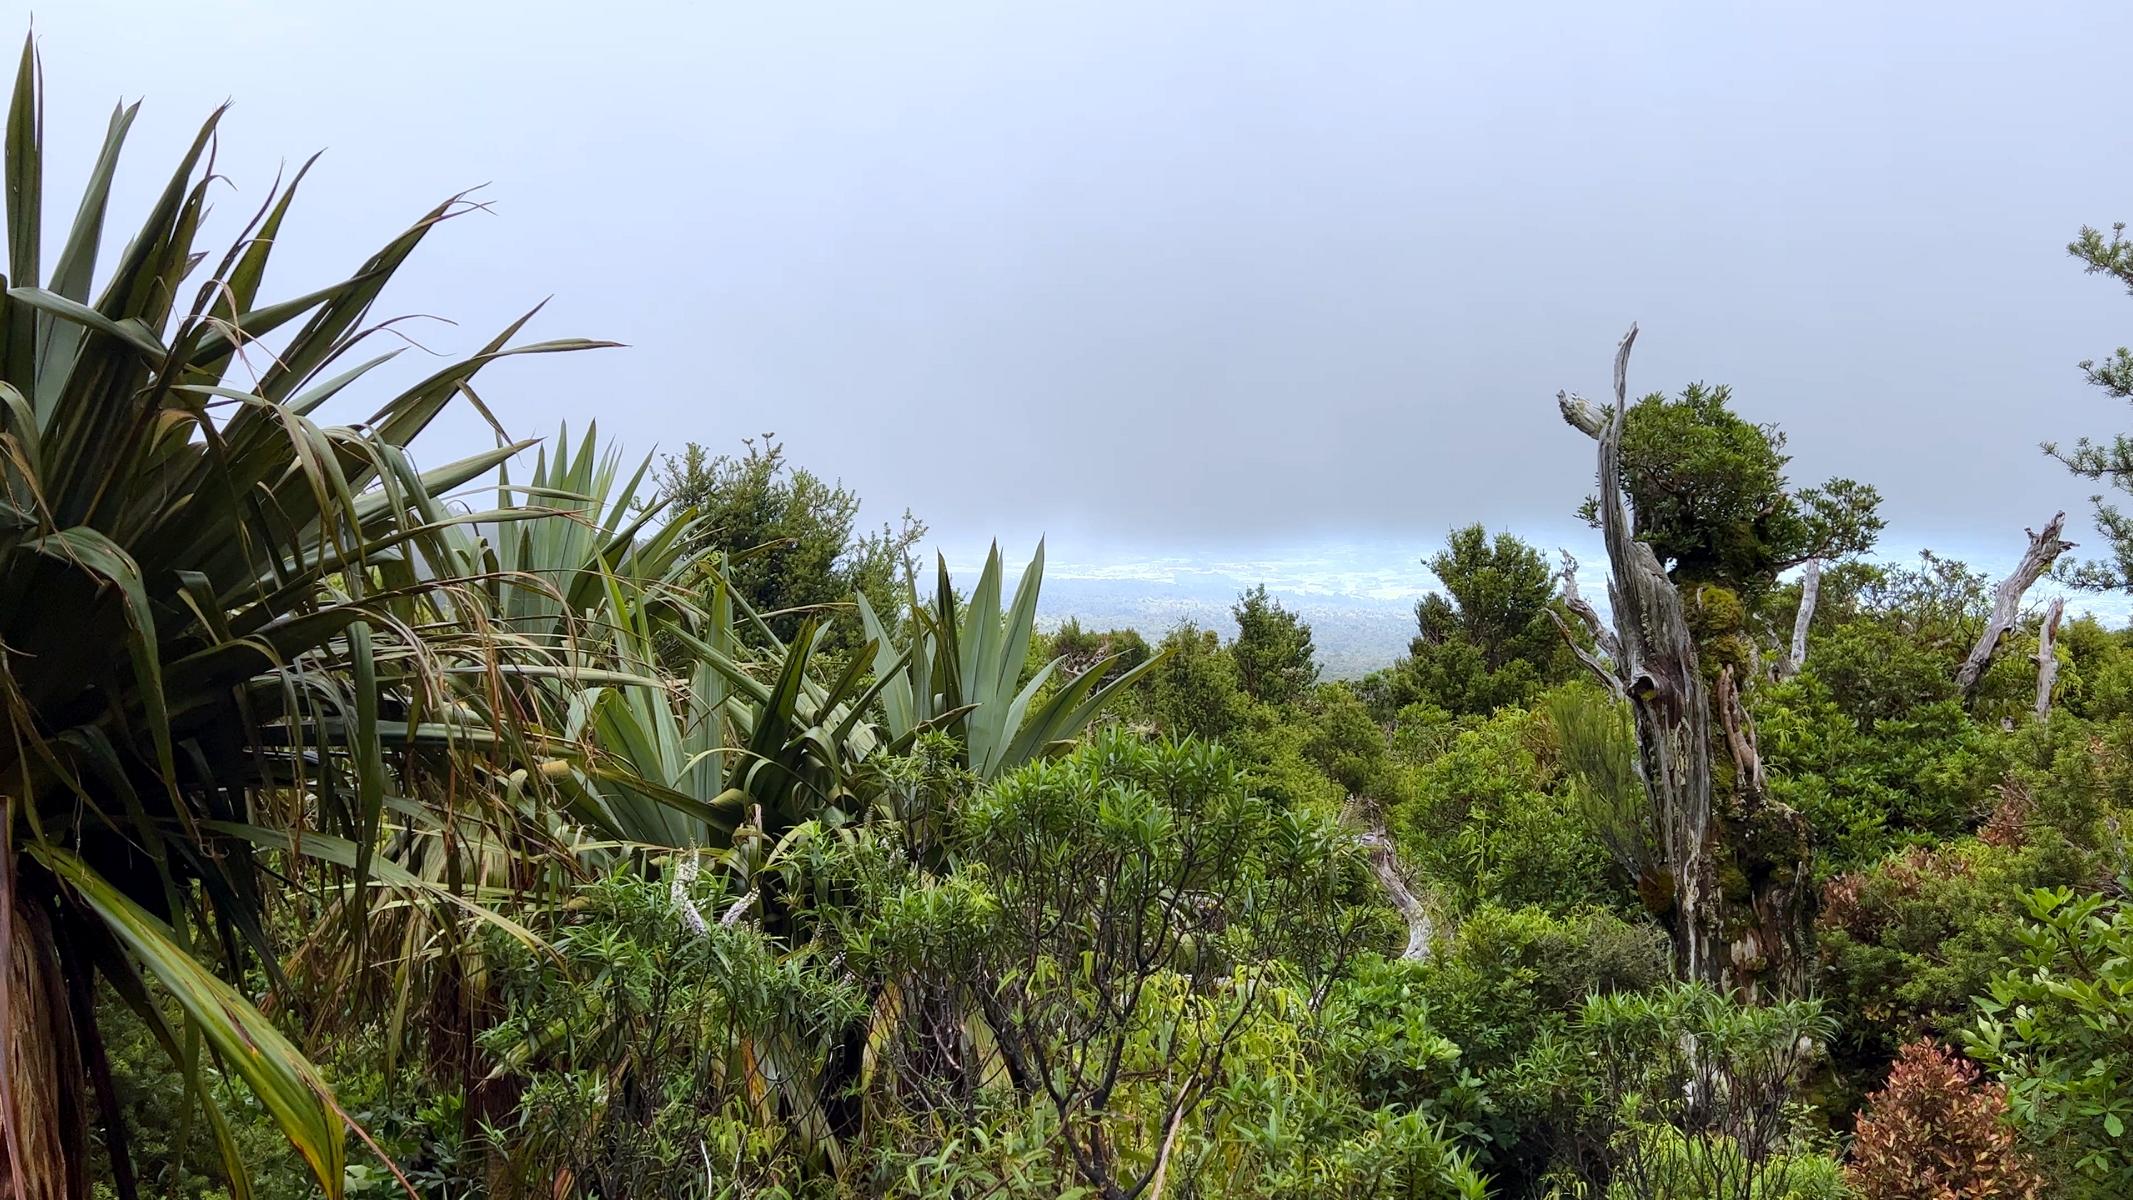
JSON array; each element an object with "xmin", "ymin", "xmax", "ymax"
[
  {"xmin": 1418, "ymin": 525, "xmax": 1563, "ymax": 668},
  {"xmin": 1230, "ymin": 584, "xmax": 1319, "ymax": 706},
  {"xmin": 656, "ymin": 437, "xmax": 925, "ymax": 642},
  {"xmin": 1147, "ymin": 622, "xmax": 1251, "ymax": 741},
  {"xmin": 1579, "ymin": 983, "xmax": 1833, "ymax": 1200},
  {"xmin": 961, "ymin": 732, "xmax": 1370, "ymax": 1200},
  {"xmin": 1392, "ymin": 525, "xmax": 1569, "ymax": 716},
  {"xmin": 2046, "ymin": 222, "xmax": 2133, "ymax": 587}
]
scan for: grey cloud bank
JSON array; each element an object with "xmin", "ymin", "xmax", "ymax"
[{"xmin": 24, "ymin": 0, "xmax": 2133, "ymax": 592}]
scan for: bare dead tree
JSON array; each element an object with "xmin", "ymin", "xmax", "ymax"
[
  {"xmin": 1553, "ymin": 326, "xmax": 1719, "ymax": 986},
  {"xmin": 1552, "ymin": 327, "xmax": 1811, "ymax": 999},
  {"xmin": 2035, "ymin": 596, "xmax": 2066, "ymax": 723},
  {"xmin": 1775, "ymin": 559, "xmax": 1821, "ymax": 682},
  {"xmin": 1955, "ymin": 513, "xmax": 2075, "ymax": 697}
]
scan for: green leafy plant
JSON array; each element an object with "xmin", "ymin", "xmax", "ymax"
[
  {"xmin": 1964, "ymin": 886, "xmax": 2133, "ymax": 1197},
  {"xmin": 1579, "ymin": 983, "xmax": 1833, "ymax": 1200},
  {"xmin": 959, "ymin": 731, "xmax": 1378, "ymax": 1199},
  {"xmin": 477, "ymin": 867, "xmax": 865, "ymax": 1197},
  {"xmin": 0, "ymin": 37, "xmax": 604, "ymax": 1196},
  {"xmin": 1581, "ymin": 382, "xmax": 1883, "ymax": 600},
  {"xmin": 858, "ymin": 543, "xmax": 1160, "ymax": 780}
]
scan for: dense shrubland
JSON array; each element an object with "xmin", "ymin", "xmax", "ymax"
[{"xmin": 11, "ymin": 36, "xmax": 2133, "ymax": 1200}]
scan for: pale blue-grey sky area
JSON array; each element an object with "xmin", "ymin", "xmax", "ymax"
[{"xmin": 20, "ymin": 0, "xmax": 2133, "ymax": 594}]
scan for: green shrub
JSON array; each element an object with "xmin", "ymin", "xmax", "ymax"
[
  {"xmin": 1964, "ymin": 887, "xmax": 2133, "ymax": 1198},
  {"xmin": 1756, "ymin": 672, "xmax": 2007, "ymax": 875},
  {"xmin": 1805, "ymin": 623, "xmax": 1959, "ymax": 725},
  {"xmin": 1146, "ymin": 622, "xmax": 1254, "ymax": 742},
  {"xmin": 1414, "ymin": 906, "xmax": 1668, "ymax": 1075},
  {"xmin": 1302, "ymin": 681, "xmax": 1399, "ymax": 799},
  {"xmin": 1816, "ymin": 836, "xmax": 2090, "ymax": 1098},
  {"xmin": 88, "ymin": 993, "xmax": 312, "ymax": 1200},
  {"xmin": 959, "ymin": 732, "xmax": 1389, "ymax": 1198},
  {"xmin": 476, "ymin": 868, "xmax": 866, "ymax": 1197},
  {"xmin": 1405, "ymin": 906, "xmax": 1669, "ymax": 1191},
  {"xmin": 1580, "ymin": 984, "xmax": 1835, "ymax": 1200},
  {"xmin": 1393, "ymin": 707, "xmax": 1617, "ymax": 913}
]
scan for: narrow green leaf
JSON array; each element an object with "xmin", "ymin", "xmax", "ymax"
[{"xmin": 34, "ymin": 845, "xmax": 348, "ymax": 1197}]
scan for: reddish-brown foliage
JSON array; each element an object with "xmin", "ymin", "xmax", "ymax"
[
  {"xmin": 1846, "ymin": 1039, "xmax": 2041, "ymax": 1200},
  {"xmin": 1978, "ymin": 779, "xmax": 2034, "ymax": 849}
]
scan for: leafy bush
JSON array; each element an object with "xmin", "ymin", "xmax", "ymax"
[
  {"xmin": 1802, "ymin": 624, "xmax": 1959, "ymax": 725},
  {"xmin": 1964, "ymin": 887, "xmax": 2133, "ymax": 1198},
  {"xmin": 1546, "ymin": 684, "xmax": 1657, "ymax": 909},
  {"xmin": 89, "ymin": 995, "xmax": 311, "ymax": 1200},
  {"xmin": 1845, "ymin": 1038, "xmax": 2038, "ymax": 1200},
  {"xmin": 1755, "ymin": 670, "xmax": 2007, "ymax": 875},
  {"xmin": 1402, "ymin": 906, "xmax": 1668, "ymax": 1191},
  {"xmin": 1046, "ymin": 618, "xmax": 1154, "ymax": 690},
  {"xmin": 1230, "ymin": 584, "xmax": 1321, "ymax": 705},
  {"xmin": 1596, "ymin": 1131, "xmax": 1852, "ymax": 1200},
  {"xmin": 1583, "ymin": 382, "xmax": 1882, "ymax": 601},
  {"xmin": 1235, "ymin": 712, "xmax": 1353, "ymax": 812},
  {"xmin": 1146, "ymin": 622, "xmax": 1254, "ymax": 742},
  {"xmin": 1579, "ymin": 984, "xmax": 1835, "ymax": 1200},
  {"xmin": 1816, "ymin": 836, "xmax": 2089, "ymax": 1095},
  {"xmin": 959, "ymin": 731, "xmax": 1385, "ymax": 1197},
  {"xmin": 1301, "ymin": 681, "xmax": 1399, "ymax": 800},
  {"xmin": 1372, "ymin": 525, "xmax": 1571, "ymax": 719},
  {"xmin": 476, "ymin": 869, "xmax": 866, "ymax": 1197},
  {"xmin": 2055, "ymin": 616, "xmax": 2133, "ymax": 720},
  {"xmin": 654, "ymin": 436, "xmax": 926, "ymax": 647},
  {"xmin": 1415, "ymin": 906, "xmax": 1668, "ymax": 1076},
  {"xmin": 1393, "ymin": 707, "xmax": 1618, "ymax": 914}
]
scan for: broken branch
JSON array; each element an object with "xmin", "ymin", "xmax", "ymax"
[{"xmin": 1955, "ymin": 512, "xmax": 2075, "ymax": 697}]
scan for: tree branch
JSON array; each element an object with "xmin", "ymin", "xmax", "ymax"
[
  {"xmin": 1955, "ymin": 512, "xmax": 2074, "ymax": 697},
  {"xmin": 1559, "ymin": 389, "xmax": 1609, "ymax": 439},
  {"xmin": 2035, "ymin": 596, "xmax": 2066, "ymax": 723},
  {"xmin": 1549, "ymin": 553, "xmax": 1626, "ymax": 699},
  {"xmin": 1717, "ymin": 665, "xmax": 1765, "ymax": 802},
  {"xmin": 1775, "ymin": 559, "xmax": 1820, "ymax": 682}
]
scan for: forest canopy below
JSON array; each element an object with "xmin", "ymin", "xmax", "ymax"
[{"xmin": 11, "ymin": 31, "xmax": 2133, "ymax": 1200}]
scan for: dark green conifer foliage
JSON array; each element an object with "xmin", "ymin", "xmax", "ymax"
[
  {"xmin": 2048, "ymin": 222, "xmax": 2133, "ymax": 587},
  {"xmin": 1585, "ymin": 383, "xmax": 1883, "ymax": 601},
  {"xmin": 1229, "ymin": 584, "xmax": 1320, "ymax": 706}
]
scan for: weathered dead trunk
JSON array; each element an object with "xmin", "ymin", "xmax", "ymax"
[
  {"xmin": 1555, "ymin": 327, "xmax": 1718, "ymax": 986},
  {"xmin": 2035, "ymin": 596, "xmax": 2066, "ymax": 723},
  {"xmin": 1354, "ymin": 812, "xmax": 1432, "ymax": 961},
  {"xmin": 1714, "ymin": 666, "xmax": 1813, "ymax": 1002},
  {"xmin": 1553, "ymin": 327, "xmax": 1810, "ymax": 1000},
  {"xmin": 1955, "ymin": 513, "xmax": 2074, "ymax": 697},
  {"xmin": 1776, "ymin": 560, "xmax": 1820, "ymax": 681}
]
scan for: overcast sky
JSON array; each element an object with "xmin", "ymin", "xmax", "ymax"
[{"xmin": 22, "ymin": 0, "xmax": 2133, "ymax": 570}]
